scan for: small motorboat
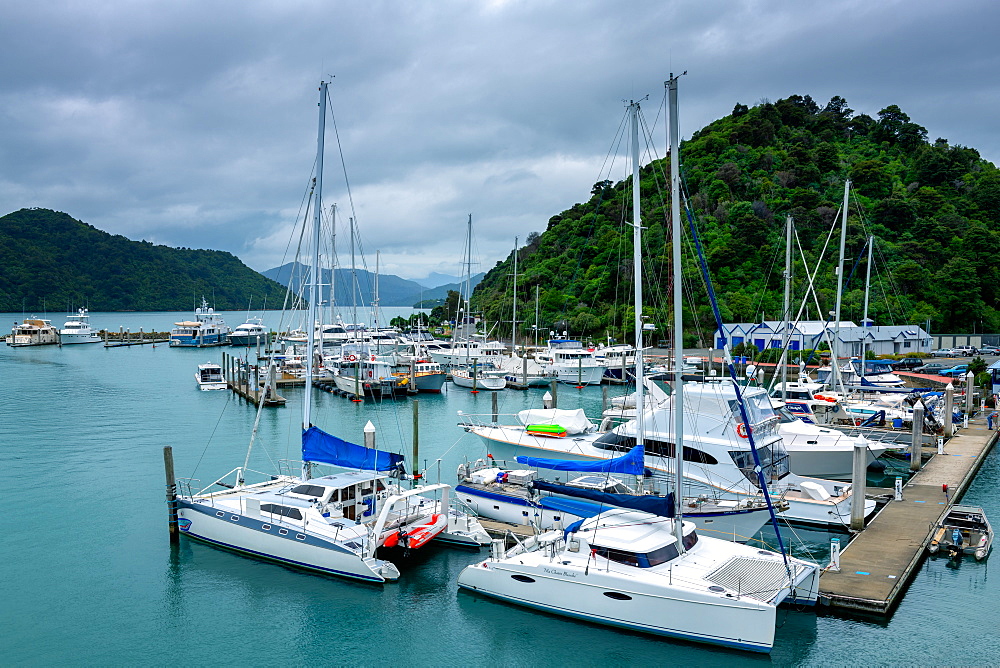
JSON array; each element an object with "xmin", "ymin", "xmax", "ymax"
[
  {"xmin": 382, "ymin": 513, "xmax": 448, "ymax": 550},
  {"xmin": 195, "ymin": 362, "xmax": 227, "ymax": 390},
  {"xmin": 928, "ymin": 505, "xmax": 992, "ymax": 561}
]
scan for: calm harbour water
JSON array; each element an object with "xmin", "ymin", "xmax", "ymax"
[{"xmin": 3, "ymin": 311, "xmax": 1000, "ymax": 666}]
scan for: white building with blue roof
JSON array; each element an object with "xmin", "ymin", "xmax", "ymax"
[{"xmin": 713, "ymin": 320, "xmax": 933, "ymax": 357}]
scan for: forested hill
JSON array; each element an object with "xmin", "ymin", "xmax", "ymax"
[
  {"xmin": 0, "ymin": 208, "xmax": 288, "ymax": 312},
  {"xmin": 473, "ymin": 95, "xmax": 1000, "ymax": 345}
]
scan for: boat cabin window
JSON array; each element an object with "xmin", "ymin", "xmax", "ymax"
[
  {"xmin": 376, "ymin": 479, "xmax": 386, "ymax": 492},
  {"xmin": 341, "ymin": 485, "xmax": 357, "ymax": 502},
  {"xmin": 260, "ymin": 504, "xmax": 303, "ymax": 521},
  {"xmin": 593, "ymin": 431, "xmax": 718, "ymax": 465},
  {"xmin": 729, "ymin": 443, "xmax": 790, "ymax": 485},
  {"xmin": 360, "ymin": 484, "xmax": 374, "ymax": 496},
  {"xmin": 592, "ymin": 537, "xmax": 694, "ymax": 568}
]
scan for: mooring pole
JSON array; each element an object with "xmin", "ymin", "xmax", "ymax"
[
  {"xmin": 412, "ymin": 400, "xmax": 419, "ymax": 487},
  {"xmin": 549, "ymin": 379, "xmax": 558, "ymax": 408},
  {"xmin": 492, "ymin": 391, "xmax": 499, "ymax": 424},
  {"xmin": 910, "ymin": 404, "xmax": 924, "ymax": 472},
  {"xmin": 943, "ymin": 383, "xmax": 955, "ymax": 438},
  {"xmin": 163, "ymin": 446, "xmax": 179, "ymax": 543},
  {"xmin": 850, "ymin": 438, "xmax": 867, "ymax": 531}
]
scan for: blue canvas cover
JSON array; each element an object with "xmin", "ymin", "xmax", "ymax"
[
  {"xmin": 515, "ymin": 444, "xmax": 646, "ymax": 475},
  {"xmin": 533, "ymin": 480, "xmax": 674, "ymax": 518},
  {"xmin": 301, "ymin": 426, "xmax": 405, "ymax": 471}
]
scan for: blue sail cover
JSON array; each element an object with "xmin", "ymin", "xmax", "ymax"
[
  {"xmin": 533, "ymin": 480, "xmax": 674, "ymax": 518},
  {"xmin": 301, "ymin": 426, "xmax": 405, "ymax": 471},
  {"xmin": 515, "ymin": 444, "xmax": 646, "ymax": 475}
]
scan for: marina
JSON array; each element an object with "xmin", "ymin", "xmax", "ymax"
[{"xmin": 4, "ymin": 318, "xmax": 1000, "ymax": 664}]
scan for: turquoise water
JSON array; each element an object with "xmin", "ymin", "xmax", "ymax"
[{"xmin": 3, "ymin": 312, "xmax": 1000, "ymax": 666}]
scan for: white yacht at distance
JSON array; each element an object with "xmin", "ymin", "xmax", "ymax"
[
  {"xmin": 537, "ymin": 338, "xmax": 605, "ymax": 385},
  {"xmin": 464, "ymin": 379, "xmax": 876, "ymax": 529},
  {"xmin": 458, "ymin": 508, "xmax": 819, "ymax": 653},
  {"xmin": 59, "ymin": 309, "xmax": 101, "ymax": 344},
  {"xmin": 195, "ymin": 362, "xmax": 227, "ymax": 390},
  {"xmin": 6, "ymin": 318, "xmax": 60, "ymax": 347},
  {"xmin": 229, "ymin": 317, "xmax": 268, "ymax": 346},
  {"xmin": 169, "ymin": 298, "xmax": 231, "ymax": 347}
]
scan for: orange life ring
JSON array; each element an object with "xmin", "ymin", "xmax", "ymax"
[
  {"xmin": 736, "ymin": 423, "xmax": 750, "ymax": 438},
  {"xmin": 814, "ymin": 394, "xmax": 825, "ymax": 400},
  {"xmin": 347, "ymin": 354, "xmax": 357, "ymax": 362}
]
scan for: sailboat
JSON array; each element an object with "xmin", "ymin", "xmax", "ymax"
[
  {"xmin": 173, "ymin": 81, "xmax": 488, "ymax": 583},
  {"xmin": 457, "ymin": 84, "xmax": 819, "ymax": 653}
]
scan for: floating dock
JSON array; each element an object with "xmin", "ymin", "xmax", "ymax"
[
  {"xmin": 102, "ymin": 330, "xmax": 169, "ymax": 347},
  {"xmin": 819, "ymin": 417, "xmax": 998, "ymax": 615}
]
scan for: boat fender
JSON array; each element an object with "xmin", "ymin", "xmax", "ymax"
[{"xmin": 495, "ymin": 471, "xmax": 508, "ymax": 484}]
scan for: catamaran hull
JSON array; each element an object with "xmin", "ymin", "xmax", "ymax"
[
  {"xmin": 457, "ymin": 562, "xmax": 779, "ymax": 653},
  {"xmin": 455, "ymin": 484, "xmax": 770, "ymax": 542},
  {"xmin": 176, "ymin": 500, "xmax": 392, "ymax": 583}
]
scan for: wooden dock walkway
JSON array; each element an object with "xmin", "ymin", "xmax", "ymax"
[{"xmin": 819, "ymin": 417, "xmax": 998, "ymax": 615}]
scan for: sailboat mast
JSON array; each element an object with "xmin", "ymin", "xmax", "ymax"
[
  {"xmin": 832, "ymin": 180, "xmax": 850, "ymax": 389},
  {"xmin": 629, "ymin": 101, "xmax": 645, "ymax": 474},
  {"xmin": 512, "ymin": 236, "xmax": 518, "ymax": 352},
  {"xmin": 303, "ymin": 80, "xmax": 327, "ymax": 480},
  {"xmin": 782, "ymin": 215, "xmax": 792, "ymax": 397},
  {"xmin": 860, "ymin": 235, "xmax": 873, "ymax": 379},
  {"xmin": 668, "ymin": 73, "xmax": 685, "ymax": 550}
]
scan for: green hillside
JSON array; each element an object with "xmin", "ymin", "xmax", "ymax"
[
  {"xmin": 473, "ymin": 95, "xmax": 1000, "ymax": 345},
  {"xmin": 0, "ymin": 208, "xmax": 288, "ymax": 312}
]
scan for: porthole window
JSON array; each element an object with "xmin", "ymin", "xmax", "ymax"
[
  {"xmin": 230, "ymin": 515, "xmax": 239, "ymax": 522},
  {"xmin": 216, "ymin": 511, "xmax": 224, "ymax": 517},
  {"xmin": 279, "ymin": 528, "xmax": 288, "ymax": 536},
  {"xmin": 603, "ymin": 592, "xmax": 632, "ymax": 600},
  {"xmin": 296, "ymin": 534, "xmax": 306, "ymax": 541},
  {"xmin": 262, "ymin": 524, "xmax": 271, "ymax": 531},
  {"xmin": 510, "ymin": 574, "xmax": 535, "ymax": 583}
]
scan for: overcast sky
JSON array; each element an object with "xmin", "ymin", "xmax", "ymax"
[{"xmin": 3, "ymin": 0, "xmax": 998, "ymax": 281}]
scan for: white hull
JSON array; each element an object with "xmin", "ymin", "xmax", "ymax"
[
  {"xmin": 452, "ymin": 372, "xmax": 506, "ymax": 391},
  {"xmin": 477, "ymin": 428, "xmax": 873, "ymax": 529},
  {"xmin": 555, "ymin": 364, "xmax": 605, "ymax": 385},
  {"xmin": 177, "ymin": 500, "xmax": 393, "ymax": 582},
  {"xmin": 60, "ymin": 333, "xmax": 101, "ymax": 344},
  {"xmin": 455, "ymin": 484, "xmax": 771, "ymax": 542}
]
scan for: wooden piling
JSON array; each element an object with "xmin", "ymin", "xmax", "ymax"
[
  {"xmin": 550, "ymin": 380, "xmax": 558, "ymax": 408},
  {"xmin": 163, "ymin": 446, "xmax": 179, "ymax": 543},
  {"xmin": 492, "ymin": 391, "xmax": 498, "ymax": 424}
]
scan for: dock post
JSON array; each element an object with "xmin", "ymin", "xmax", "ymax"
[
  {"xmin": 910, "ymin": 404, "xmax": 923, "ymax": 472},
  {"xmin": 364, "ymin": 420, "xmax": 376, "ymax": 451},
  {"xmin": 943, "ymin": 383, "xmax": 954, "ymax": 438},
  {"xmin": 894, "ymin": 476, "xmax": 903, "ymax": 501},
  {"xmin": 163, "ymin": 446, "xmax": 179, "ymax": 544},
  {"xmin": 602, "ymin": 385, "xmax": 608, "ymax": 413},
  {"xmin": 412, "ymin": 400, "xmax": 419, "ymax": 487},
  {"xmin": 964, "ymin": 370, "xmax": 975, "ymax": 428},
  {"xmin": 522, "ymin": 356, "xmax": 528, "ymax": 387},
  {"xmin": 828, "ymin": 537, "xmax": 841, "ymax": 572},
  {"xmin": 550, "ymin": 380, "xmax": 558, "ymax": 408},
  {"xmin": 472, "ymin": 360, "xmax": 479, "ymax": 393},
  {"xmin": 492, "ymin": 391, "xmax": 498, "ymax": 425},
  {"xmin": 850, "ymin": 438, "xmax": 868, "ymax": 531}
]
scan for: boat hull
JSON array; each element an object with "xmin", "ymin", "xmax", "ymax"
[
  {"xmin": 176, "ymin": 500, "xmax": 392, "ymax": 582},
  {"xmin": 458, "ymin": 561, "xmax": 778, "ymax": 653}
]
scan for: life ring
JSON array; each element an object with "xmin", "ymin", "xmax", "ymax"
[
  {"xmin": 347, "ymin": 354, "xmax": 357, "ymax": 362},
  {"xmin": 854, "ymin": 418, "xmax": 863, "ymax": 426},
  {"xmin": 367, "ymin": 369, "xmax": 374, "ymax": 378},
  {"xmin": 736, "ymin": 423, "xmax": 750, "ymax": 438}
]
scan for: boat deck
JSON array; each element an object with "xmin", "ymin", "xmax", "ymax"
[{"xmin": 819, "ymin": 417, "xmax": 998, "ymax": 615}]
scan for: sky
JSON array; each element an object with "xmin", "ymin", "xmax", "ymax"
[{"xmin": 2, "ymin": 0, "xmax": 998, "ymax": 282}]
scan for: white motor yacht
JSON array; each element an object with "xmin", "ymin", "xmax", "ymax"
[
  {"xmin": 6, "ymin": 318, "xmax": 60, "ymax": 347},
  {"xmin": 59, "ymin": 309, "xmax": 101, "ymax": 344},
  {"xmin": 195, "ymin": 362, "xmax": 227, "ymax": 390},
  {"xmin": 537, "ymin": 339, "xmax": 605, "ymax": 385}
]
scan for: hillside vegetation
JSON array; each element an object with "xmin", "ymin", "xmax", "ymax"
[
  {"xmin": 473, "ymin": 95, "xmax": 1000, "ymax": 345},
  {"xmin": 0, "ymin": 208, "xmax": 288, "ymax": 312}
]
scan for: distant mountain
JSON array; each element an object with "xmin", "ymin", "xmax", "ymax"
[
  {"xmin": 0, "ymin": 208, "xmax": 288, "ymax": 312},
  {"xmin": 263, "ymin": 262, "xmax": 484, "ymax": 307},
  {"xmin": 413, "ymin": 272, "xmax": 462, "ymax": 289}
]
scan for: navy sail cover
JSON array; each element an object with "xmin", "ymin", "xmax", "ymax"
[
  {"xmin": 533, "ymin": 480, "xmax": 674, "ymax": 518},
  {"xmin": 515, "ymin": 444, "xmax": 646, "ymax": 475},
  {"xmin": 302, "ymin": 426, "xmax": 405, "ymax": 471}
]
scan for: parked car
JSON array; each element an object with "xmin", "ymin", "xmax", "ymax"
[
  {"xmin": 952, "ymin": 345, "xmax": 978, "ymax": 356},
  {"xmin": 978, "ymin": 345, "xmax": 999, "ymax": 355},
  {"xmin": 892, "ymin": 357, "xmax": 925, "ymax": 370},
  {"xmin": 938, "ymin": 364, "xmax": 970, "ymax": 377},
  {"xmin": 914, "ymin": 362, "xmax": 946, "ymax": 373},
  {"xmin": 930, "ymin": 349, "xmax": 957, "ymax": 357}
]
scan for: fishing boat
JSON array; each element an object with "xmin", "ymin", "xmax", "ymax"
[
  {"xmin": 169, "ymin": 298, "xmax": 231, "ymax": 347},
  {"xmin": 59, "ymin": 309, "xmax": 101, "ymax": 344},
  {"xmin": 6, "ymin": 318, "xmax": 60, "ymax": 347},
  {"xmin": 392, "ymin": 360, "xmax": 447, "ymax": 393},
  {"xmin": 174, "ymin": 82, "xmax": 488, "ymax": 582},
  {"xmin": 331, "ymin": 345, "xmax": 410, "ymax": 399},
  {"xmin": 928, "ymin": 505, "xmax": 992, "ymax": 561}
]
